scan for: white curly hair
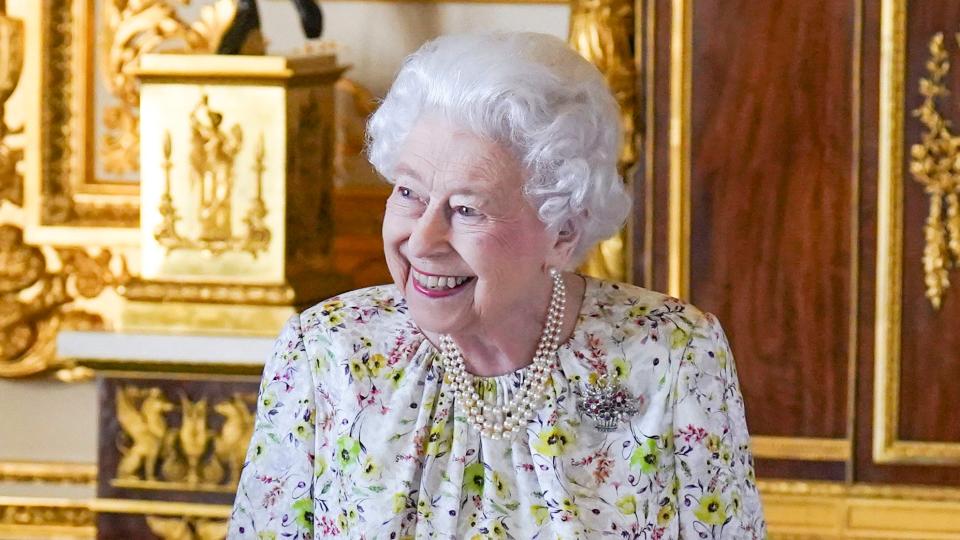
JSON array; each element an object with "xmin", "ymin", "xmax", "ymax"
[{"xmin": 366, "ymin": 32, "xmax": 631, "ymax": 265}]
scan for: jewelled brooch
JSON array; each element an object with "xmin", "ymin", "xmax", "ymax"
[{"xmin": 577, "ymin": 373, "xmax": 641, "ymax": 432}]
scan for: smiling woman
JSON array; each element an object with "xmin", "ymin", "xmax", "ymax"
[{"xmin": 229, "ymin": 32, "xmax": 766, "ymax": 539}]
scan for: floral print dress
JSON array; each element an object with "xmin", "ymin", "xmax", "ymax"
[{"xmin": 229, "ymin": 277, "xmax": 766, "ymax": 539}]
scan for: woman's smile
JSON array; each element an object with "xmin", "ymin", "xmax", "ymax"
[{"xmin": 409, "ymin": 267, "xmax": 475, "ymax": 298}]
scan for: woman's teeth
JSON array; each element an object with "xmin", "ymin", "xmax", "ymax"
[{"xmin": 412, "ymin": 269, "xmax": 471, "ymax": 290}]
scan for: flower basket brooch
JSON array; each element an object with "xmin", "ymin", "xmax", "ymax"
[{"xmin": 577, "ymin": 373, "xmax": 642, "ymax": 432}]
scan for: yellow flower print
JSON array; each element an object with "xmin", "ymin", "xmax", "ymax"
[
  {"xmin": 347, "ymin": 506, "xmax": 359, "ymax": 523},
  {"xmin": 388, "ymin": 368, "xmax": 405, "ymax": 388},
  {"xmin": 392, "ymin": 492, "xmax": 407, "ymax": 514},
  {"xmin": 336, "ymin": 512, "xmax": 349, "ymax": 532},
  {"xmin": 694, "ymin": 491, "xmax": 727, "ymax": 525},
  {"xmin": 492, "ymin": 471, "xmax": 510, "ymax": 500},
  {"xmin": 321, "ymin": 300, "xmax": 344, "ymax": 312},
  {"xmin": 487, "ymin": 522, "xmax": 508, "ymax": 539},
  {"xmin": 417, "ymin": 498, "xmax": 433, "ymax": 520},
  {"xmin": 657, "ymin": 502, "xmax": 676, "ymax": 525},
  {"xmin": 293, "ymin": 421, "xmax": 312, "ymax": 441},
  {"xmin": 260, "ymin": 392, "xmax": 277, "ymax": 409},
  {"xmin": 670, "ymin": 326, "xmax": 691, "ymax": 349},
  {"xmin": 464, "ymin": 462, "xmax": 485, "ymax": 494},
  {"xmin": 530, "ymin": 504, "xmax": 549, "ymax": 526},
  {"xmin": 706, "ymin": 434, "xmax": 722, "ymax": 453},
  {"xmin": 359, "ymin": 336, "xmax": 373, "ymax": 349},
  {"xmin": 366, "ymin": 353, "xmax": 387, "ymax": 376},
  {"xmin": 717, "ymin": 347, "xmax": 728, "ymax": 369},
  {"xmin": 560, "ymin": 497, "xmax": 579, "ymax": 517},
  {"xmin": 615, "ymin": 494, "xmax": 636, "ymax": 515},
  {"xmin": 349, "ymin": 359, "xmax": 367, "ymax": 379},
  {"xmin": 611, "ymin": 357, "xmax": 630, "ymax": 380},
  {"xmin": 628, "ymin": 304, "xmax": 650, "ymax": 318},
  {"xmin": 720, "ymin": 445, "xmax": 733, "ymax": 465},
  {"xmin": 336, "ymin": 435, "xmax": 360, "ymax": 467},
  {"xmin": 326, "ymin": 313, "xmax": 344, "ymax": 327},
  {"xmin": 630, "ymin": 438, "xmax": 660, "ymax": 474},
  {"xmin": 257, "ymin": 532, "xmax": 276, "ymax": 540},
  {"xmin": 361, "ymin": 456, "xmax": 379, "ymax": 478},
  {"xmin": 534, "ymin": 426, "xmax": 575, "ymax": 457},
  {"xmin": 426, "ymin": 422, "xmax": 449, "ymax": 456},
  {"xmin": 315, "ymin": 456, "xmax": 327, "ymax": 477}
]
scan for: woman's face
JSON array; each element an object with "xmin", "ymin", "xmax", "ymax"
[{"xmin": 382, "ymin": 116, "xmax": 566, "ymax": 336}]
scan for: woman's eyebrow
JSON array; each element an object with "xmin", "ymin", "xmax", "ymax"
[{"xmin": 393, "ymin": 163, "xmax": 421, "ymax": 181}]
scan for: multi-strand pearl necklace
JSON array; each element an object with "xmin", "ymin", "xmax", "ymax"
[{"xmin": 439, "ymin": 269, "xmax": 566, "ymax": 440}]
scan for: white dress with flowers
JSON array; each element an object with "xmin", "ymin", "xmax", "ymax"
[{"xmin": 228, "ymin": 277, "xmax": 766, "ymax": 539}]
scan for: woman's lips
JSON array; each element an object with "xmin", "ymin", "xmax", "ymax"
[{"xmin": 410, "ymin": 272, "xmax": 474, "ymax": 298}]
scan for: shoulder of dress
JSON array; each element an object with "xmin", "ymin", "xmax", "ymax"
[
  {"xmin": 586, "ymin": 278, "xmax": 707, "ymax": 327},
  {"xmin": 298, "ymin": 284, "xmax": 414, "ymax": 343}
]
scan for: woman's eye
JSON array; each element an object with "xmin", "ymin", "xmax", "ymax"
[
  {"xmin": 397, "ymin": 186, "xmax": 412, "ymax": 198},
  {"xmin": 456, "ymin": 206, "xmax": 478, "ymax": 217}
]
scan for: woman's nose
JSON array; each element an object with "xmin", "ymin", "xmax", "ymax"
[{"xmin": 407, "ymin": 205, "xmax": 449, "ymax": 258}]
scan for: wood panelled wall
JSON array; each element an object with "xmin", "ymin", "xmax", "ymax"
[{"xmin": 636, "ymin": 0, "xmax": 960, "ymax": 487}]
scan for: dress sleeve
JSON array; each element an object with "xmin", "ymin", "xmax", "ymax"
[
  {"xmin": 229, "ymin": 314, "xmax": 317, "ymax": 539},
  {"xmin": 672, "ymin": 312, "xmax": 766, "ymax": 539}
]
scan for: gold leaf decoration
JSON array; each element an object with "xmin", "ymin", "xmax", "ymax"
[{"xmin": 909, "ymin": 32, "xmax": 960, "ymax": 309}]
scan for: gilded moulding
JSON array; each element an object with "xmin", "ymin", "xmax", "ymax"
[
  {"xmin": 875, "ymin": 0, "xmax": 960, "ymax": 465},
  {"xmin": 0, "ymin": 461, "xmax": 96, "ymax": 484},
  {"xmin": 569, "ymin": 0, "xmax": 636, "ymax": 283}
]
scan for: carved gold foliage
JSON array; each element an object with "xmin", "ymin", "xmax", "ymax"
[
  {"xmin": 909, "ymin": 32, "xmax": 960, "ymax": 309},
  {"xmin": 0, "ymin": 224, "xmax": 125, "ymax": 378},
  {"xmin": 146, "ymin": 515, "xmax": 227, "ymax": 540},
  {"xmin": 569, "ymin": 0, "xmax": 635, "ymax": 282},
  {"xmin": 114, "ymin": 386, "xmax": 255, "ymax": 492},
  {"xmin": 155, "ymin": 94, "xmax": 270, "ymax": 257},
  {"xmin": 98, "ymin": 0, "xmax": 238, "ymax": 175}
]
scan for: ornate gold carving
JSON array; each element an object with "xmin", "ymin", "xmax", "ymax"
[
  {"xmin": 0, "ymin": 461, "xmax": 97, "ymax": 484},
  {"xmin": 98, "ymin": 0, "xmax": 235, "ymax": 176},
  {"xmin": 114, "ymin": 386, "xmax": 255, "ymax": 492},
  {"xmin": 909, "ymin": 32, "xmax": 960, "ymax": 309},
  {"xmin": 116, "ymin": 386, "xmax": 173, "ymax": 481},
  {"xmin": 0, "ymin": 224, "xmax": 125, "ymax": 378},
  {"xmin": 0, "ymin": 7, "xmax": 23, "ymax": 207},
  {"xmin": 212, "ymin": 394, "xmax": 254, "ymax": 484},
  {"xmin": 146, "ymin": 515, "xmax": 227, "ymax": 540},
  {"xmin": 569, "ymin": 0, "xmax": 636, "ymax": 283},
  {"xmin": 0, "ymin": 499, "xmax": 95, "ymax": 529},
  {"xmin": 154, "ymin": 95, "xmax": 270, "ymax": 256}
]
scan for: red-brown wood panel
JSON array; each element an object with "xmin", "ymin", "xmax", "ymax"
[{"xmin": 687, "ymin": 0, "xmax": 856, "ymax": 444}]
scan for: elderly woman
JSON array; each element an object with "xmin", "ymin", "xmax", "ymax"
[{"xmin": 230, "ymin": 32, "xmax": 765, "ymax": 538}]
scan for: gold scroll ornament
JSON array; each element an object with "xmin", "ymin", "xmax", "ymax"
[
  {"xmin": 569, "ymin": 0, "xmax": 637, "ymax": 282},
  {"xmin": 146, "ymin": 515, "xmax": 227, "ymax": 540},
  {"xmin": 909, "ymin": 32, "xmax": 960, "ymax": 309},
  {"xmin": 115, "ymin": 386, "xmax": 255, "ymax": 492}
]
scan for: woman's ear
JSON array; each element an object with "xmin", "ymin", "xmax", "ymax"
[{"xmin": 547, "ymin": 220, "xmax": 580, "ymax": 269}]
